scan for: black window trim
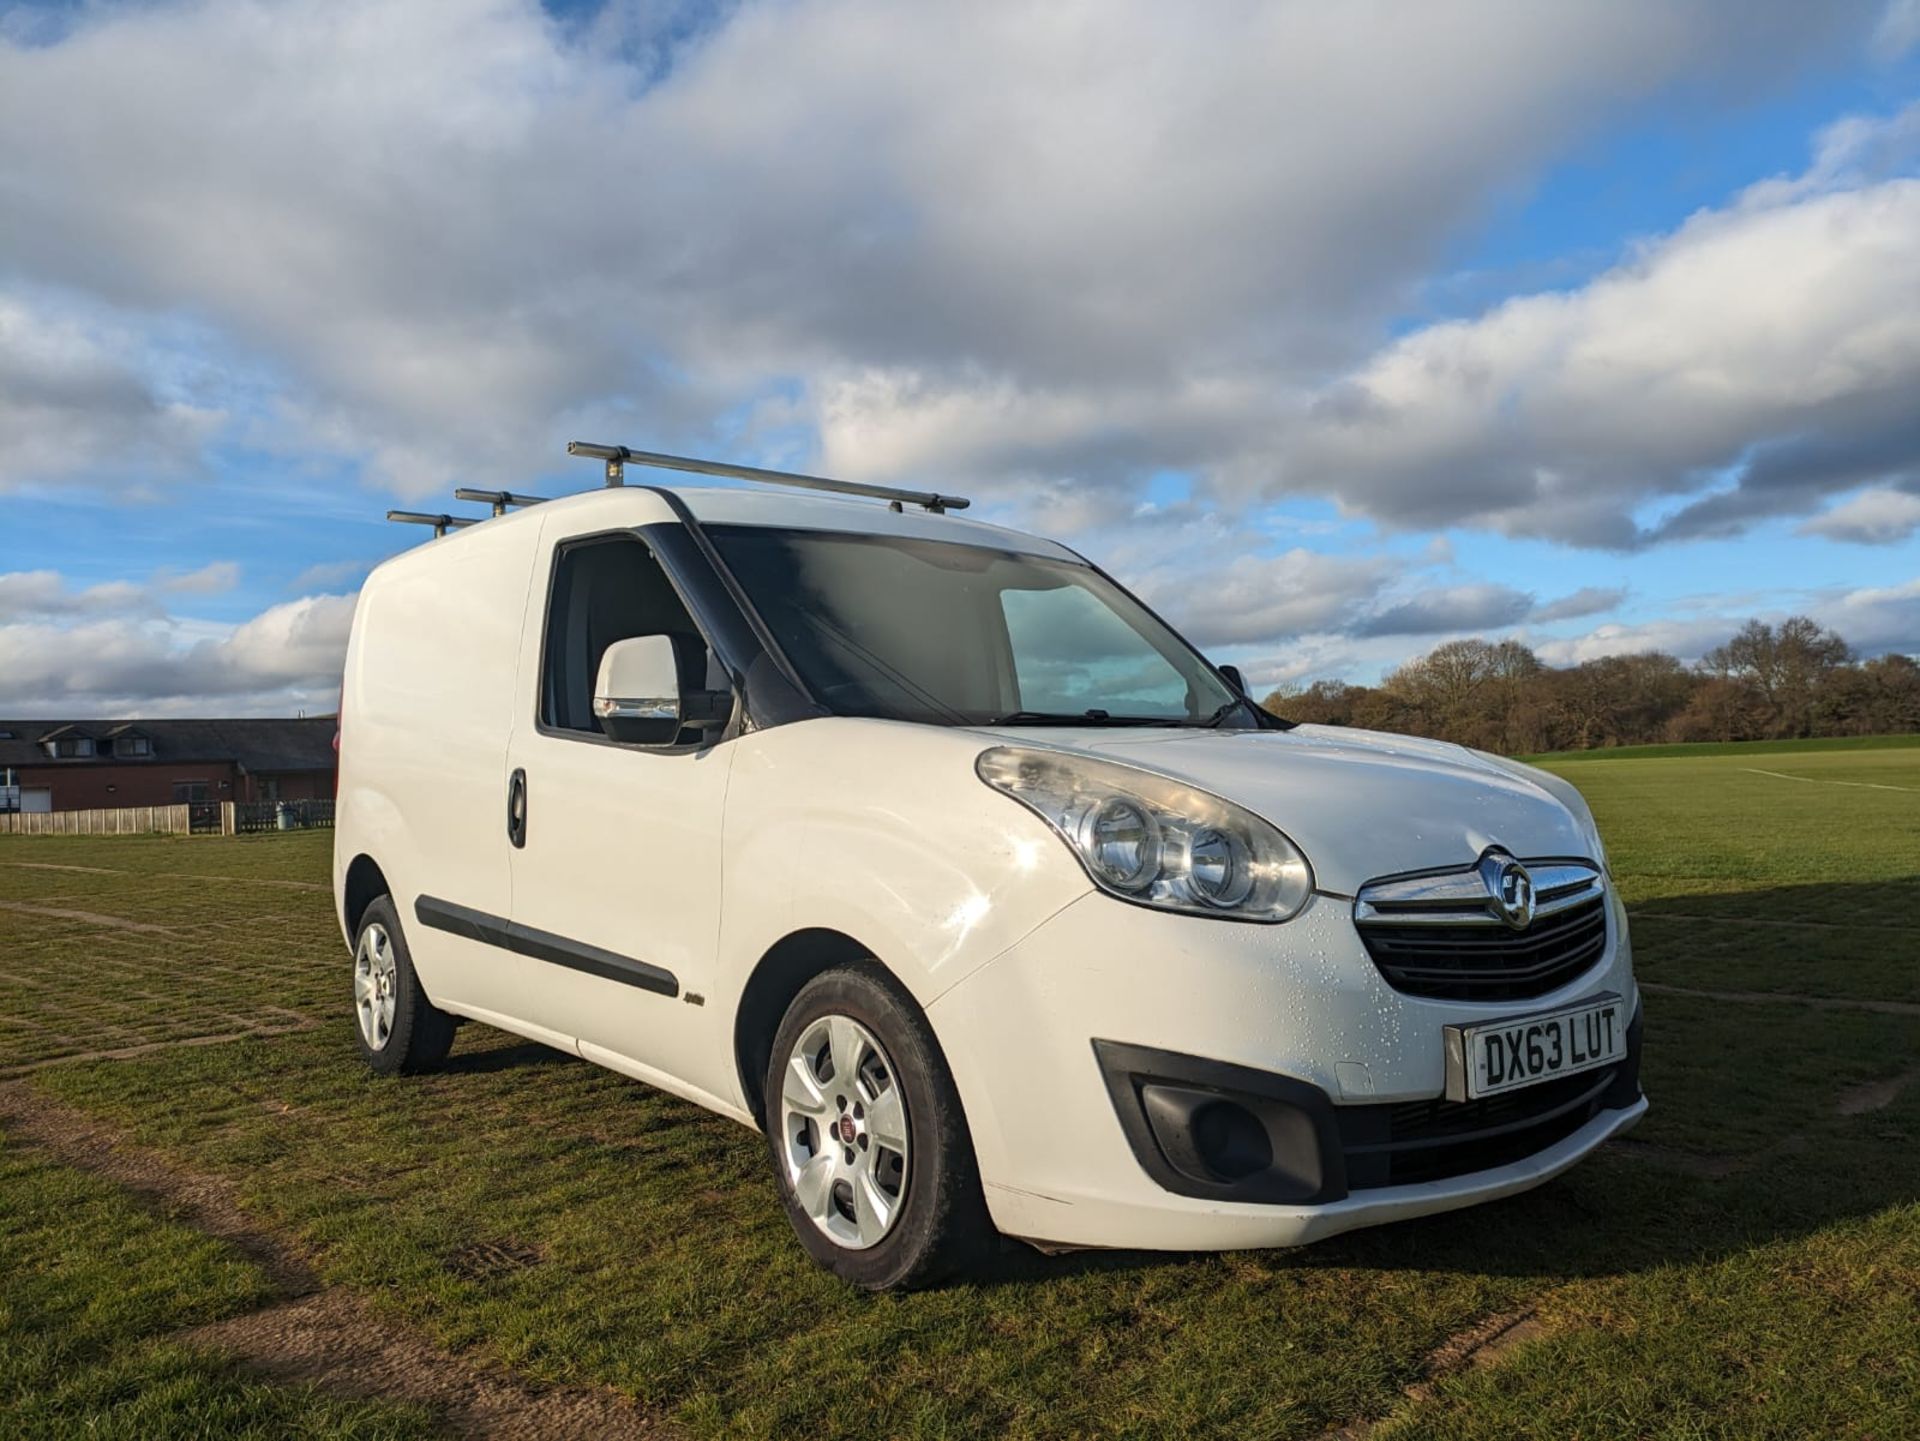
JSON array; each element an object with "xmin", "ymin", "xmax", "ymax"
[
  {"xmin": 524, "ymin": 492, "xmax": 1287, "ymax": 746},
  {"xmin": 693, "ymin": 520, "xmax": 1288, "ymax": 731},
  {"xmin": 637, "ymin": 488, "xmax": 820, "ymax": 711},
  {"xmin": 531, "ymin": 526, "xmax": 740, "ymax": 756}
]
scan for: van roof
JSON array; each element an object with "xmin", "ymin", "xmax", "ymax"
[
  {"xmin": 673, "ymin": 485, "xmax": 1078, "ymax": 558},
  {"xmin": 391, "ymin": 482, "xmax": 1082, "ymax": 563}
]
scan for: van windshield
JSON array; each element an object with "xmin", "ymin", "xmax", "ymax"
[{"xmin": 705, "ymin": 526, "xmax": 1253, "ymax": 728}]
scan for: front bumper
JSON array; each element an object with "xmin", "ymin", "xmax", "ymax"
[{"xmin": 927, "ymin": 888, "xmax": 1643, "ymax": 1251}]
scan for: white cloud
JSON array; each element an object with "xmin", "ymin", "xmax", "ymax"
[
  {"xmin": 1273, "ymin": 108, "xmax": 1920, "ymax": 546},
  {"xmin": 1817, "ymin": 575, "xmax": 1920, "ymax": 655},
  {"xmin": 156, "ymin": 561, "xmax": 242, "ymax": 595},
  {"xmin": 0, "ymin": 570, "xmax": 153, "ymax": 622},
  {"xmin": 1534, "ymin": 576, "xmax": 1920, "ymax": 667},
  {"xmin": 1533, "ymin": 585, "xmax": 1629, "ymax": 623},
  {"xmin": 0, "ymin": 0, "xmax": 1871, "ymax": 502},
  {"xmin": 290, "ymin": 558, "xmax": 377, "ymax": 592},
  {"xmin": 0, "ymin": 590, "xmax": 354, "ymax": 713},
  {"xmin": 0, "ymin": 0, "xmax": 1907, "ymax": 701},
  {"xmin": 0, "ymin": 565, "xmax": 243, "ymax": 623},
  {"xmin": 1534, "ymin": 618, "xmax": 1744, "ymax": 667},
  {"xmin": 1873, "ymin": 0, "xmax": 1920, "ymax": 57},
  {"xmin": 1141, "ymin": 547, "xmax": 1401, "ymax": 648},
  {"xmin": 1798, "ymin": 486, "xmax": 1920, "ymax": 544},
  {"xmin": 1353, "ymin": 583, "xmax": 1535, "ymax": 638},
  {"xmin": 0, "ymin": 293, "xmax": 221, "ymax": 490}
]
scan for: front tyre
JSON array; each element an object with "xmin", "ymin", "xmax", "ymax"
[
  {"xmin": 353, "ymin": 896, "xmax": 456, "ymax": 1074},
  {"xmin": 766, "ymin": 962, "xmax": 991, "ymax": 1290}
]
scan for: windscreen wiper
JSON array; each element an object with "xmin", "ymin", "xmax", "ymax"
[
  {"xmin": 987, "ymin": 709, "xmax": 1188, "ymax": 727},
  {"xmin": 1203, "ymin": 699, "xmax": 1247, "ymax": 728}
]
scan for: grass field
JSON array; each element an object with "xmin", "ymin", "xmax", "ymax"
[
  {"xmin": 1519, "ymin": 732, "xmax": 1920, "ymax": 764},
  {"xmin": 1, "ymin": 735, "xmax": 1916, "ymax": 1438}
]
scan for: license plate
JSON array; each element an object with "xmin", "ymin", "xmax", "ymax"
[{"xmin": 1445, "ymin": 993, "xmax": 1625, "ymax": 1101}]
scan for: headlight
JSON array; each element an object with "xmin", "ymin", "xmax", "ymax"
[{"xmin": 976, "ymin": 746, "xmax": 1313, "ymax": 922}]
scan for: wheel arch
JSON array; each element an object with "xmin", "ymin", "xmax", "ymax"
[
  {"xmin": 734, "ymin": 927, "xmax": 906, "ymax": 1127},
  {"xmin": 342, "ymin": 853, "xmax": 391, "ymax": 940}
]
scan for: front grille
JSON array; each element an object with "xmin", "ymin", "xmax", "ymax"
[{"xmin": 1356, "ymin": 894, "xmax": 1608, "ymax": 1001}]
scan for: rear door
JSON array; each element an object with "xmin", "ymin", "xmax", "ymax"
[
  {"xmin": 341, "ymin": 516, "xmax": 541, "ymax": 1030},
  {"xmin": 503, "ymin": 518, "xmax": 738, "ymax": 1102}
]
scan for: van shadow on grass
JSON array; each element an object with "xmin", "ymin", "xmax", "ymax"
[
  {"xmin": 435, "ymin": 1037, "xmax": 577, "ymax": 1076},
  {"xmin": 969, "ymin": 876, "xmax": 1920, "ymax": 1292}
]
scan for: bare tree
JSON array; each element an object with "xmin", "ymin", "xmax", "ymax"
[
  {"xmin": 1701, "ymin": 617, "xmax": 1851, "ymax": 736},
  {"xmin": 1258, "ymin": 615, "xmax": 1909, "ymax": 753}
]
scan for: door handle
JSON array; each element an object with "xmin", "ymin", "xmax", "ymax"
[{"xmin": 507, "ymin": 768, "xmax": 527, "ymax": 848}]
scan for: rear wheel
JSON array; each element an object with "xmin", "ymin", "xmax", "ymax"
[
  {"xmin": 353, "ymin": 896, "xmax": 455, "ymax": 1074},
  {"xmin": 765, "ymin": 962, "xmax": 991, "ymax": 1290}
]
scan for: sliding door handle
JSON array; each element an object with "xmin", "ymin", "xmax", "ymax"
[{"xmin": 506, "ymin": 768, "xmax": 527, "ymax": 848}]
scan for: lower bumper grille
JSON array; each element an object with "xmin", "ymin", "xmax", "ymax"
[
  {"xmin": 1094, "ymin": 1007, "xmax": 1643, "ymax": 1206},
  {"xmin": 1337, "ymin": 1009, "xmax": 1643, "ymax": 1190},
  {"xmin": 1340, "ymin": 1068, "xmax": 1616, "ymax": 1188}
]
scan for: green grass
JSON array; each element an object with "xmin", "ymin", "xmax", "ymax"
[
  {"xmin": 1521, "ymin": 732, "xmax": 1920, "ymax": 763},
  {"xmin": 0, "ymin": 1132, "xmax": 435, "ymax": 1439},
  {"xmin": 1, "ymin": 743, "xmax": 1917, "ymax": 1438},
  {"xmin": 1380, "ymin": 1202, "xmax": 1920, "ymax": 1440},
  {"xmin": 0, "ymin": 833, "xmax": 337, "ymax": 1069}
]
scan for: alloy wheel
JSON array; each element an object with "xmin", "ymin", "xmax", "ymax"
[
  {"xmin": 781, "ymin": 1013, "xmax": 910, "ymax": 1249},
  {"xmin": 354, "ymin": 922, "xmax": 399, "ymax": 1051}
]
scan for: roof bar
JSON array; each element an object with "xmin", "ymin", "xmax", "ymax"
[
  {"xmin": 453, "ymin": 487, "xmax": 549, "ymax": 517},
  {"xmin": 566, "ymin": 441, "xmax": 970, "ymax": 514},
  {"xmin": 386, "ymin": 510, "xmax": 478, "ymax": 538}
]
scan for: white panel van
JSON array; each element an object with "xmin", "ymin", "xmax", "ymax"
[{"xmin": 336, "ymin": 451, "xmax": 1644, "ymax": 1289}]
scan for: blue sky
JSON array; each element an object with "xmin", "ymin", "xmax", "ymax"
[{"xmin": 3, "ymin": 0, "xmax": 1918, "ymax": 713}]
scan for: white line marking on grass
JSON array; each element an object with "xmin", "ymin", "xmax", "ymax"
[
  {"xmin": 5, "ymin": 863, "xmax": 325, "ymax": 890},
  {"xmin": 0, "ymin": 901, "xmax": 175, "ymax": 934},
  {"xmin": 0, "ymin": 1017, "xmax": 319, "ymax": 1076},
  {"xmin": 154, "ymin": 872, "xmax": 330, "ymax": 892},
  {"xmin": 1740, "ymin": 766, "xmax": 1920, "ymax": 793},
  {"xmin": 2, "ymin": 861, "xmax": 124, "ymax": 874}
]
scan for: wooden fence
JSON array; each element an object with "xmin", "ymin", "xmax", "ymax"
[
  {"xmin": 0, "ymin": 804, "xmax": 194, "ymax": 836},
  {"xmin": 0, "ymin": 799, "xmax": 334, "ymax": 837}
]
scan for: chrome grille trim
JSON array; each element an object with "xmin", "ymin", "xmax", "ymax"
[
  {"xmin": 1351, "ymin": 855, "xmax": 1611, "ymax": 1002},
  {"xmin": 1353, "ymin": 859, "xmax": 1603, "ymax": 928}
]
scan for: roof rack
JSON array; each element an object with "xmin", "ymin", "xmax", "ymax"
[
  {"xmin": 381, "ymin": 441, "xmax": 967, "ymax": 545},
  {"xmin": 567, "ymin": 441, "xmax": 969, "ymax": 514},
  {"xmin": 386, "ymin": 510, "xmax": 478, "ymax": 538},
  {"xmin": 453, "ymin": 487, "xmax": 548, "ymax": 516}
]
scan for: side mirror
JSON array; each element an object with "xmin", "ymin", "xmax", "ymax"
[
  {"xmin": 1218, "ymin": 663, "xmax": 1248, "ymax": 696},
  {"xmin": 594, "ymin": 636, "xmax": 684, "ymax": 746}
]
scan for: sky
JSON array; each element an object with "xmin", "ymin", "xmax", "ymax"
[{"xmin": 3, "ymin": 0, "xmax": 1919, "ymax": 716}]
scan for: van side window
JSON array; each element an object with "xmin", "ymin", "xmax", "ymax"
[{"xmin": 540, "ymin": 534, "xmax": 720, "ymax": 741}]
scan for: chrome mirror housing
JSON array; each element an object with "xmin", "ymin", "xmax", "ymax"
[{"xmin": 594, "ymin": 635, "xmax": 683, "ymax": 746}]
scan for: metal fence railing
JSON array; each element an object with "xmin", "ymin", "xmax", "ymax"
[{"xmin": 234, "ymin": 799, "xmax": 336, "ymax": 833}]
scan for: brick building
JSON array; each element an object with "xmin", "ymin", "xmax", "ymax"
[{"xmin": 0, "ymin": 719, "xmax": 336, "ymax": 814}]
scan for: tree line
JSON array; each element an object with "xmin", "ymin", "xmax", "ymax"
[{"xmin": 1260, "ymin": 617, "xmax": 1920, "ymax": 754}]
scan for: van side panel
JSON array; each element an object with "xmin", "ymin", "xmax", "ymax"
[{"xmin": 335, "ymin": 519, "xmax": 539, "ymax": 1007}]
